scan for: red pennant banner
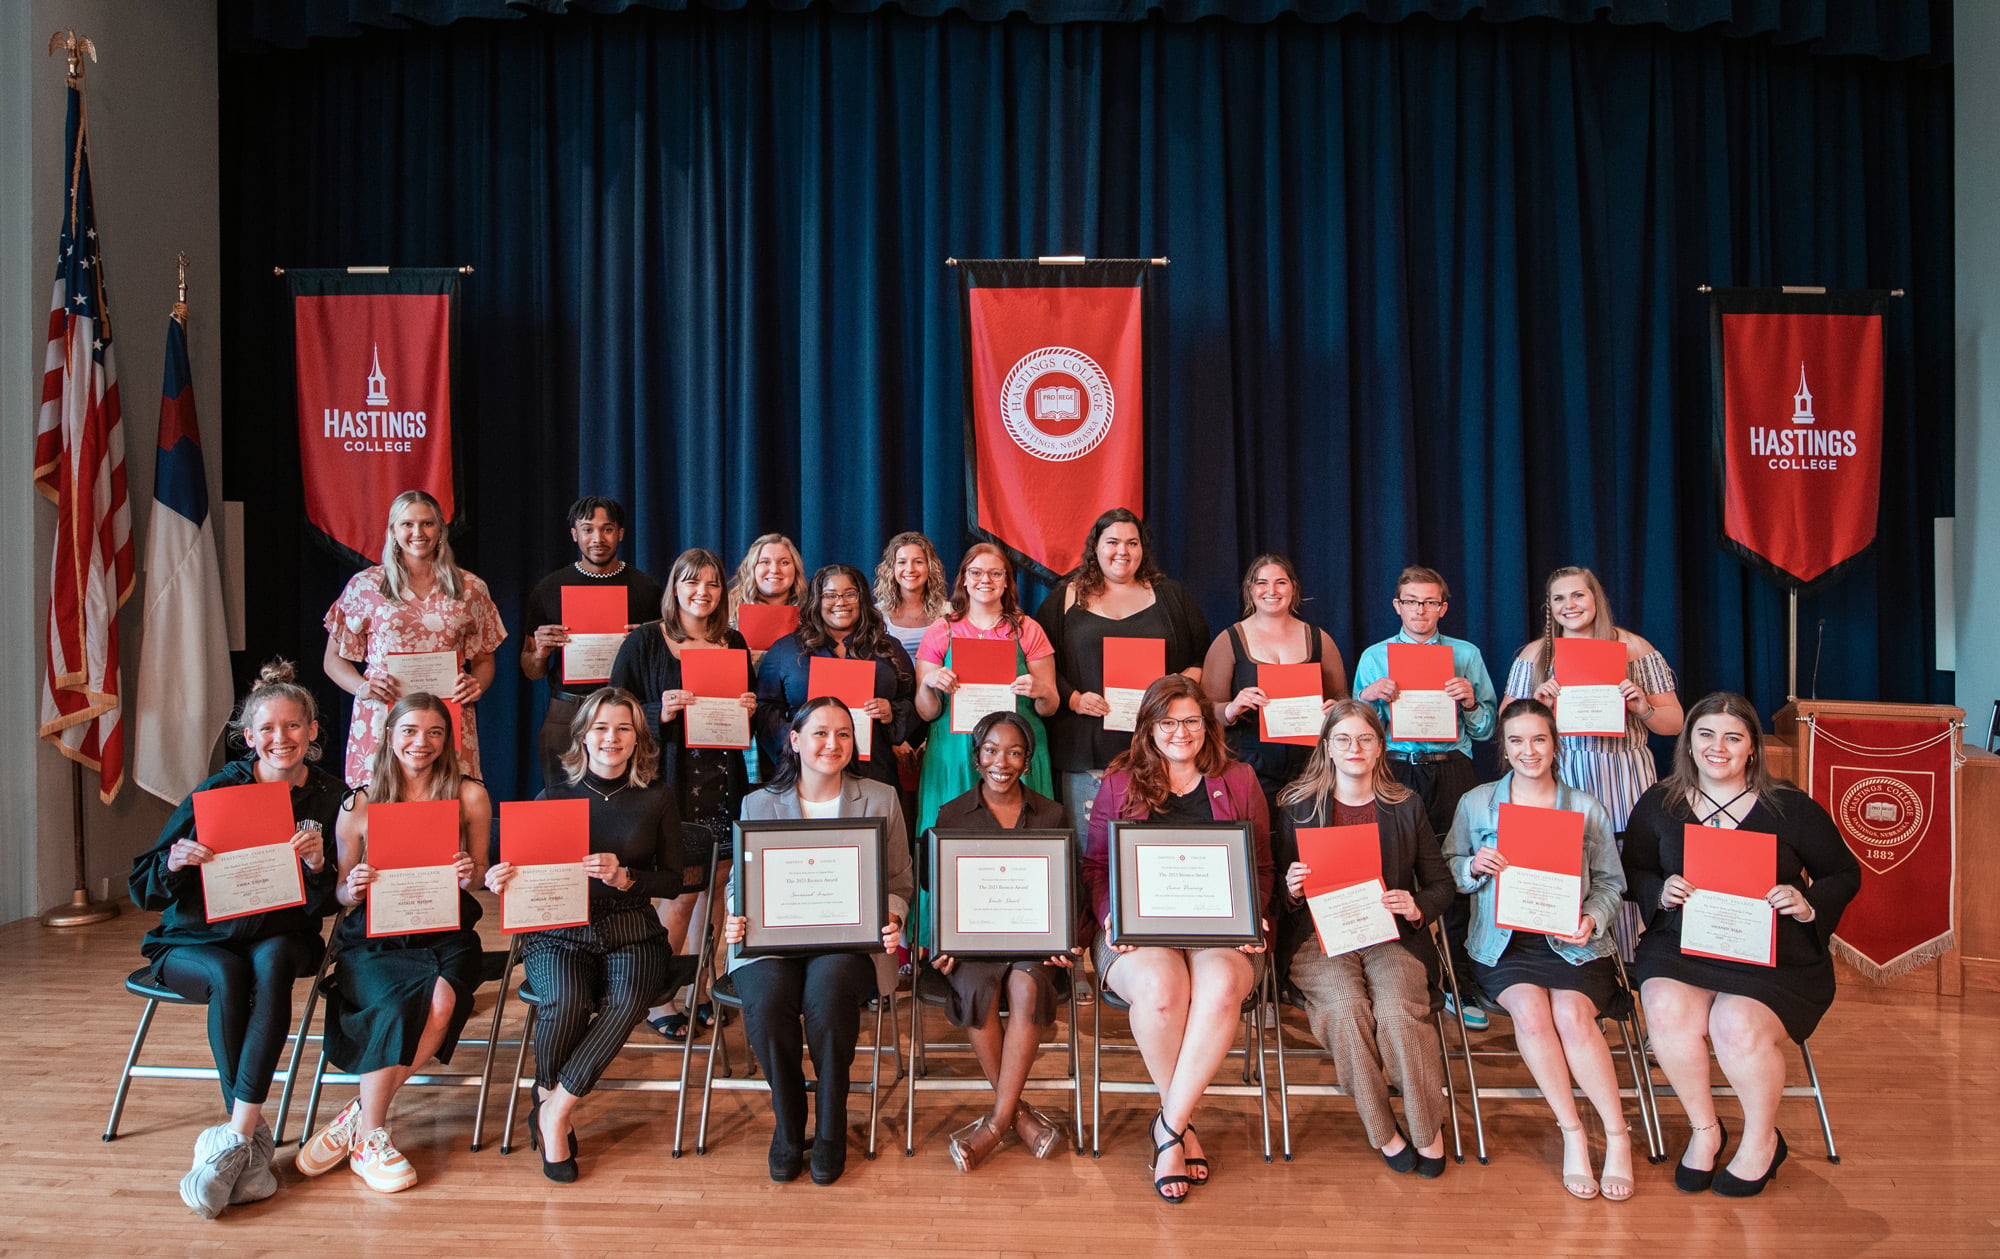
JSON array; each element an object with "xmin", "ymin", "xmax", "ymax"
[
  {"xmin": 1806, "ymin": 714, "xmax": 1957, "ymax": 982},
  {"xmin": 958, "ymin": 260, "xmax": 1150, "ymax": 579},
  {"xmin": 1710, "ymin": 288, "xmax": 1887, "ymax": 589},
  {"xmin": 290, "ymin": 270, "xmax": 459, "ymax": 561}
]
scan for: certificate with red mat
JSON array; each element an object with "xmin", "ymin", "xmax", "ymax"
[
  {"xmin": 559, "ymin": 586, "xmax": 627, "ymax": 685},
  {"xmin": 1387, "ymin": 643, "xmax": 1456, "ymax": 743},
  {"xmin": 1553, "ymin": 638, "xmax": 1629, "ymax": 738},
  {"xmin": 1680, "ymin": 825, "xmax": 1777, "ymax": 967},
  {"xmin": 365, "ymin": 799, "xmax": 463, "ymax": 936},
  {"xmin": 1493, "ymin": 802, "xmax": 1583, "ymax": 936},
  {"xmin": 737, "ymin": 604, "xmax": 800, "ymax": 653},
  {"xmin": 949, "ymin": 637, "xmax": 1018, "ymax": 735},
  {"xmin": 681, "ymin": 648, "xmax": 752, "ymax": 750},
  {"xmin": 500, "ymin": 799, "xmax": 590, "ymax": 933},
  {"xmin": 192, "ymin": 781, "xmax": 305, "ymax": 923},
  {"xmin": 809, "ymin": 655, "xmax": 878, "ymax": 762},
  {"xmin": 1102, "ymin": 636, "xmax": 1165, "ymax": 733},
  {"xmin": 1257, "ymin": 662, "xmax": 1324, "ymax": 746},
  {"xmin": 1295, "ymin": 824, "xmax": 1398, "ymax": 957}
]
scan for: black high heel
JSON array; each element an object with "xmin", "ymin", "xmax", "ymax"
[
  {"xmin": 1674, "ymin": 1119, "xmax": 1728, "ymax": 1194},
  {"xmin": 1712, "ymin": 1129, "xmax": 1787, "ymax": 1198},
  {"xmin": 527, "ymin": 1100, "xmax": 579, "ymax": 1182},
  {"xmin": 1148, "ymin": 1111, "xmax": 1194, "ymax": 1203},
  {"xmin": 1379, "ymin": 1126, "xmax": 1419, "ymax": 1174},
  {"xmin": 1180, "ymin": 1123, "xmax": 1210, "ymax": 1186}
]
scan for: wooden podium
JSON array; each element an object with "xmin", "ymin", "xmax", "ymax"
[{"xmin": 1765, "ymin": 699, "xmax": 1989, "ymax": 996}]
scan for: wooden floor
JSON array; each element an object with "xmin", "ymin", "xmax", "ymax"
[{"xmin": 4, "ymin": 905, "xmax": 1996, "ymax": 1257}]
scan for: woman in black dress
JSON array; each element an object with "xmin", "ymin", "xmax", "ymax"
[
  {"xmin": 609, "ymin": 547, "xmax": 757, "ymax": 1040},
  {"xmin": 485, "ymin": 687, "xmax": 681, "ymax": 1181},
  {"xmin": 129, "ymin": 661, "xmax": 343, "ymax": 1218},
  {"xmin": 926, "ymin": 711, "xmax": 1078, "ymax": 1172},
  {"xmin": 299, "ymin": 693, "xmax": 490, "ymax": 1195},
  {"xmin": 1623, "ymin": 692, "xmax": 1861, "ymax": 1197}
]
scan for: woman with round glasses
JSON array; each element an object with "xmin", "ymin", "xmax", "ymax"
[{"xmin": 1082, "ymin": 675, "xmax": 1271, "ymax": 1202}]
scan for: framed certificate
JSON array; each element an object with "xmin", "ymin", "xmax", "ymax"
[
  {"xmin": 1108, "ymin": 821, "xmax": 1261, "ymax": 948},
  {"xmin": 733, "ymin": 818, "xmax": 888, "ymax": 957},
  {"xmin": 927, "ymin": 828, "xmax": 1074, "ymax": 959}
]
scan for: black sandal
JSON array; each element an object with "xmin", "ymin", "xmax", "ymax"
[
  {"xmin": 1181, "ymin": 1123, "xmax": 1210, "ymax": 1185},
  {"xmin": 1147, "ymin": 1110, "xmax": 1194, "ymax": 1204},
  {"xmin": 694, "ymin": 1002, "xmax": 722, "ymax": 1031},
  {"xmin": 648, "ymin": 1012, "xmax": 689, "ymax": 1043}
]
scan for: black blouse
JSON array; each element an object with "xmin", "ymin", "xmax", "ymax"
[
  {"xmin": 539, "ymin": 771, "xmax": 686, "ymax": 911},
  {"xmin": 1034, "ymin": 575, "xmax": 1211, "ymax": 773},
  {"xmin": 607, "ymin": 621, "xmax": 751, "ymax": 805}
]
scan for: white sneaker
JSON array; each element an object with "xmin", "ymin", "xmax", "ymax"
[
  {"xmin": 296, "ymin": 1099, "xmax": 363, "ymax": 1177},
  {"xmin": 229, "ymin": 1120, "xmax": 278, "ymax": 1204},
  {"xmin": 349, "ymin": 1127, "xmax": 418, "ymax": 1194},
  {"xmin": 179, "ymin": 1125, "xmax": 250, "ymax": 1219}
]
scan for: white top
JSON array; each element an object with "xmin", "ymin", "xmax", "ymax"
[
  {"xmin": 798, "ymin": 794, "xmax": 842, "ymax": 820},
  {"xmin": 885, "ymin": 619, "xmax": 930, "ymax": 660}
]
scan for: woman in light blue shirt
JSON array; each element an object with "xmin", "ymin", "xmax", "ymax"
[{"xmin": 1445, "ymin": 698, "xmax": 1633, "ymax": 1202}]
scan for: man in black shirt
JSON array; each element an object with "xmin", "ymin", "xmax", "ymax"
[{"xmin": 521, "ymin": 496, "xmax": 666, "ymax": 789}]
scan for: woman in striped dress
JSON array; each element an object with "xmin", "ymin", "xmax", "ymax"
[{"xmin": 1505, "ymin": 567, "xmax": 1682, "ymax": 954}]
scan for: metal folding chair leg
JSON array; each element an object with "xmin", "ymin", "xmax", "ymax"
[{"xmin": 102, "ymin": 998, "xmax": 162, "ymax": 1142}]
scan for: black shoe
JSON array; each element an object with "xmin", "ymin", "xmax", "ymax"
[
  {"xmin": 527, "ymin": 1100, "xmax": 578, "ymax": 1159},
  {"xmin": 1712, "ymin": 1130, "xmax": 1787, "ymax": 1198},
  {"xmin": 768, "ymin": 1138, "xmax": 804, "ymax": 1183},
  {"xmin": 810, "ymin": 1135, "xmax": 848, "ymax": 1185},
  {"xmin": 1379, "ymin": 1128, "xmax": 1419, "ymax": 1174},
  {"xmin": 1415, "ymin": 1151, "xmax": 1447, "ymax": 1179},
  {"xmin": 1674, "ymin": 1119, "xmax": 1729, "ymax": 1194}
]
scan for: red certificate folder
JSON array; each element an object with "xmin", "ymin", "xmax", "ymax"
[
  {"xmin": 191, "ymin": 781, "xmax": 305, "ymax": 922},
  {"xmin": 500, "ymin": 798, "xmax": 591, "ymax": 932},
  {"xmin": 681, "ymin": 647, "xmax": 749, "ymax": 698},
  {"xmin": 737, "ymin": 603, "xmax": 800, "ymax": 652},
  {"xmin": 1682, "ymin": 824, "xmax": 1779, "ymax": 966},
  {"xmin": 1553, "ymin": 637, "xmax": 1630, "ymax": 737},
  {"xmin": 365, "ymin": 800, "xmax": 462, "ymax": 936},
  {"xmin": 950, "ymin": 636, "xmax": 1016, "ymax": 685},
  {"xmin": 1103, "ymin": 636, "xmax": 1166, "ymax": 691},
  {"xmin": 1257, "ymin": 661, "xmax": 1324, "ymax": 747},
  {"xmin": 441, "ymin": 697, "xmax": 464, "ymax": 751},
  {"xmin": 809, "ymin": 656, "xmax": 879, "ymax": 761},
  {"xmin": 1294, "ymin": 824, "xmax": 1382, "ymax": 897},
  {"xmin": 560, "ymin": 585, "xmax": 627, "ymax": 634},
  {"xmin": 1386, "ymin": 642, "xmax": 1454, "ymax": 690},
  {"xmin": 1494, "ymin": 802, "xmax": 1584, "ymax": 933}
]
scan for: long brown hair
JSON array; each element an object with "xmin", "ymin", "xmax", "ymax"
[
  {"xmin": 660, "ymin": 548, "xmax": 730, "ymax": 645},
  {"xmin": 1656, "ymin": 691, "xmax": 1788, "ymax": 819},
  {"xmin": 945, "ymin": 543, "xmax": 1026, "ymax": 635},
  {"xmin": 1105, "ymin": 675, "xmax": 1233, "ymax": 815},
  {"xmin": 873, "ymin": 531, "xmax": 948, "ymax": 624},
  {"xmin": 1276, "ymin": 699, "xmax": 1412, "ymax": 811},
  {"xmin": 557, "ymin": 687, "xmax": 660, "ymax": 787},
  {"xmin": 1068, "ymin": 507, "xmax": 1162, "ymax": 609},
  {"xmin": 1529, "ymin": 565, "xmax": 1620, "ymax": 685},
  {"xmin": 797, "ymin": 563, "xmax": 894, "ymax": 659},
  {"xmin": 1239, "ymin": 552, "xmax": 1304, "ymax": 619},
  {"xmin": 365, "ymin": 693, "xmax": 466, "ymax": 804}
]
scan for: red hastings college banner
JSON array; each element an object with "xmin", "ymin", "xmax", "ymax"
[
  {"xmin": 1710, "ymin": 288, "xmax": 1887, "ymax": 589},
  {"xmin": 289, "ymin": 269, "xmax": 460, "ymax": 561},
  {"xmin": 958, "ymin": 260, "xmax": 1151, "ymax": 579}
]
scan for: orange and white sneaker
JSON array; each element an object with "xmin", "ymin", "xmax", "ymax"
[
  {"xmin": 295, "ymin": 1099, "xmax": 363, "ymax": 1177},
  {"xmin": 349, "ymin": 1127, "xmax": 418, "ymax": 1194}
]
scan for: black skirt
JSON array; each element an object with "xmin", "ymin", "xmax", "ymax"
[
  {"xmin": 1473, "ymin": 931, "xmax": 1617, "ymax": 1019},
  {"xmin": 1634, "ymin": 930, "xmax": 1834, "ymax": 1042},
  {"xmin": 325, "ymin": 893, "xmax": 485, "ymax": 1074},
  {"xmin": 940, "ymin": 960, "xmax": 1059, "ymax": 1029}
]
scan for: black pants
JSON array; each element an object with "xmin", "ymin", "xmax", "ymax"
[
  {"xmin": 730, "ymin": 953, "xmax": 874, "ymax": 1152},
  {"xmin": 154, "ymin": 932, "xmax": 322, "ymax": 1107},
  {"xmin": 523, "ymin": 907, "xmax": 674, "ymax": 1096},
  {"xmin": 1389, "ymin": 751, "xmax": 1484, "ymax": 1002},
  {"xmin": 538, "ymin": 695, "xmax": 582, "ymax": 792}
]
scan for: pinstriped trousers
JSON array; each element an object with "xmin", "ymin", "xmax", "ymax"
[{"xmin": 521, "ymin": 903, "xmax": 674, "ymax": 1097}]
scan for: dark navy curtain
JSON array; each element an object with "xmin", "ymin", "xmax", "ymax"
[{"xmin": 218, "ymin": 5, "xmax": 1954, "ymax": 804}]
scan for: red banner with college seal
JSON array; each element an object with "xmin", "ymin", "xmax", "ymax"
[
  {"xmin": 1710, "ymin": 288, "xmax": 1888, "ymax": 589},
  {"xmin": 958, "ymin": 260, "xmax": 1151, "ymax": 579},
  {"xmin": 1806, "ymin": 714, "xmax": 1957, "ymax": 981},
  {"xmin": 289, "ymin": 269, "xmax": 460, "ymax": 562}
]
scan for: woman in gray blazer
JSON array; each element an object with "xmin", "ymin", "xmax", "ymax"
[{"xmin": 724, "ymin": 696, "xmax": 912, "ymax": 1186}]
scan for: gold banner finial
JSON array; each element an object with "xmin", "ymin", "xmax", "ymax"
[{"xmin": 47, "ymin": 30, "xmax": 96, "ymax": 82}]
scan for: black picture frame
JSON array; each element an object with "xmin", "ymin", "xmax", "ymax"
[
  {"xmin": 1108, "ymin": 820, "xmax": 1261, "ymax": 948},
  {"xmin": 732, "ymin": 818, "xmax": 889, "ymax": 958},
  {"xmin": 926, "ymin": 828, "xmax": 1075, "ymax": 960}
]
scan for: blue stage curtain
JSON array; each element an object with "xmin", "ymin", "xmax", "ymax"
[{"xmin": 218, "ymin": 5, "xmax": 1953, "ymax": 803}]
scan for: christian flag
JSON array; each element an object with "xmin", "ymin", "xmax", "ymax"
[
  {"xmin": 1710, "ymin": 288, "xmax": 1888, "ymax": 589},
  {"xmin": 36, "ymin": 75, "xmax": 135, "ymax": 803},
  {"xmin": 133, "ymin": 302, "xmax": 232, "ymax": 804},
  {"xmin": 288, "ymin": 269, "xmax": 460, "ymax": 561},
  {"xmin": 958, "ymin": 261, "xmax": 1151, "ymax": 579}
]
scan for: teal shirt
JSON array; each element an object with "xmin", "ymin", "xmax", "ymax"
[{"xmin": 1350, "ymin": 629, "xmax": 1498, "ymax": 757}]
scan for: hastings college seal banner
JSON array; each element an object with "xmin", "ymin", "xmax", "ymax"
[
  {"xmin": 289, "ymin": 269, "xmax": 460, "ymax": 561},
  {"xmin": 1806, "ymin": 714, "xmax": 1957, "ymax": 981},
  {"xmin": 958, "ymin": 260, "xmax": 1150, "ymax": 579},
  {"xmin": 1709, "ymin": 287, "xmax": 1888, "ymax": 589}
]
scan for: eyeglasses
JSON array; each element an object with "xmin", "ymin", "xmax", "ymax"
[
  {"xmin": 1395, "ymin": 598, "xmax": 1446, "ymax": 611},
  {"xmin": 1328, "ymin": 734, "xmax": 1381, "ymax": 751},
  {"xmin": 964, "ymin": 568, "xmax": 1007, "ymax": 584},
  {"xmin": 820, "ymin": 590, "xmax": 861, "ymax": 604},
  {"xmin": 1154, "ymin": 716, "xmax": 1205, "ymax": 735}
]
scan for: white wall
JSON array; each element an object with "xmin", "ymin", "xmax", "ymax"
[
  {"xmin": 0, "ymin": 0, "xmax": 222, "ymax": 922},
  {"xmin": 1960, "ymin": 3, "xmax": 2000, "ymax": 741}
]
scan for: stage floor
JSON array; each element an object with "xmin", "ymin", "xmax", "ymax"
[{"xmin": 3, "ymin": 905, "xmax": 1995, "ymax": 1256}]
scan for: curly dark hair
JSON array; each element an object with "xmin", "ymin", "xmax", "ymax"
[{"xmin": 1067, "ymin": 508, "xmax": 1162, "ymax": 609}]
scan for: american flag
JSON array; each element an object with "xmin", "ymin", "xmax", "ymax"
[{"xmin": 35, "ymin": 75, "xmax": 134, "ymax": 803}]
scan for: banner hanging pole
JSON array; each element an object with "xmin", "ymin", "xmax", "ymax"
[{"xmin": 1788, "ymin": 588, "xmax": 1800, "ymax": 702}]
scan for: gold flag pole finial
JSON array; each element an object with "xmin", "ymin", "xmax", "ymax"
[
  {"xmin": 47, "ymin": 30, "xmax": 96, "ymax": 82},
  {"xmin": 174, "ymin": 252, "xmax": 189, "ymax": 324}
]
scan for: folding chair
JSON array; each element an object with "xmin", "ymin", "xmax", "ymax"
[
  {"xmin": 1090, "ymin": 959, "xmax": 1278, "ymax": 1163},
  {"xmin": 1451, "ymin": 950, "xmax": 1665, "ymax": 1165},
  {"xmin": 901, "ymin": 959, "xmax": 1085, "ymax": 1157},
  {"xmin": 295, "ymin": 935, "xmax": 524, "ymax": 1153},
  {"xmin": 1269, "ymin": 921, "xmax": 1469, "ymax": 1164},
  {"xmin": 104, "ymin": 920, "xmax": 341, "ymax": 1144}
]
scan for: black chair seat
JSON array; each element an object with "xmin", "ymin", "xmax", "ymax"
[{"xmin": 125, "ymin": 967, "xmax": 187, "ymax": 1003}]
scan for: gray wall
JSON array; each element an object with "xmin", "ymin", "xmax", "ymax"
[
  {"xmin": 1960, "ymin": 2, "xmax": 1999, "ymax": 738},
  {"xmin": 0, "ymin": 0, "xmax": 222, "ymax": 922}
]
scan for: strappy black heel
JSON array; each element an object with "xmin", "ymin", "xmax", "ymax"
[{"xmin": 1147, "ymin": 1110, "xmax": 1194, "ymax": 1204}]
